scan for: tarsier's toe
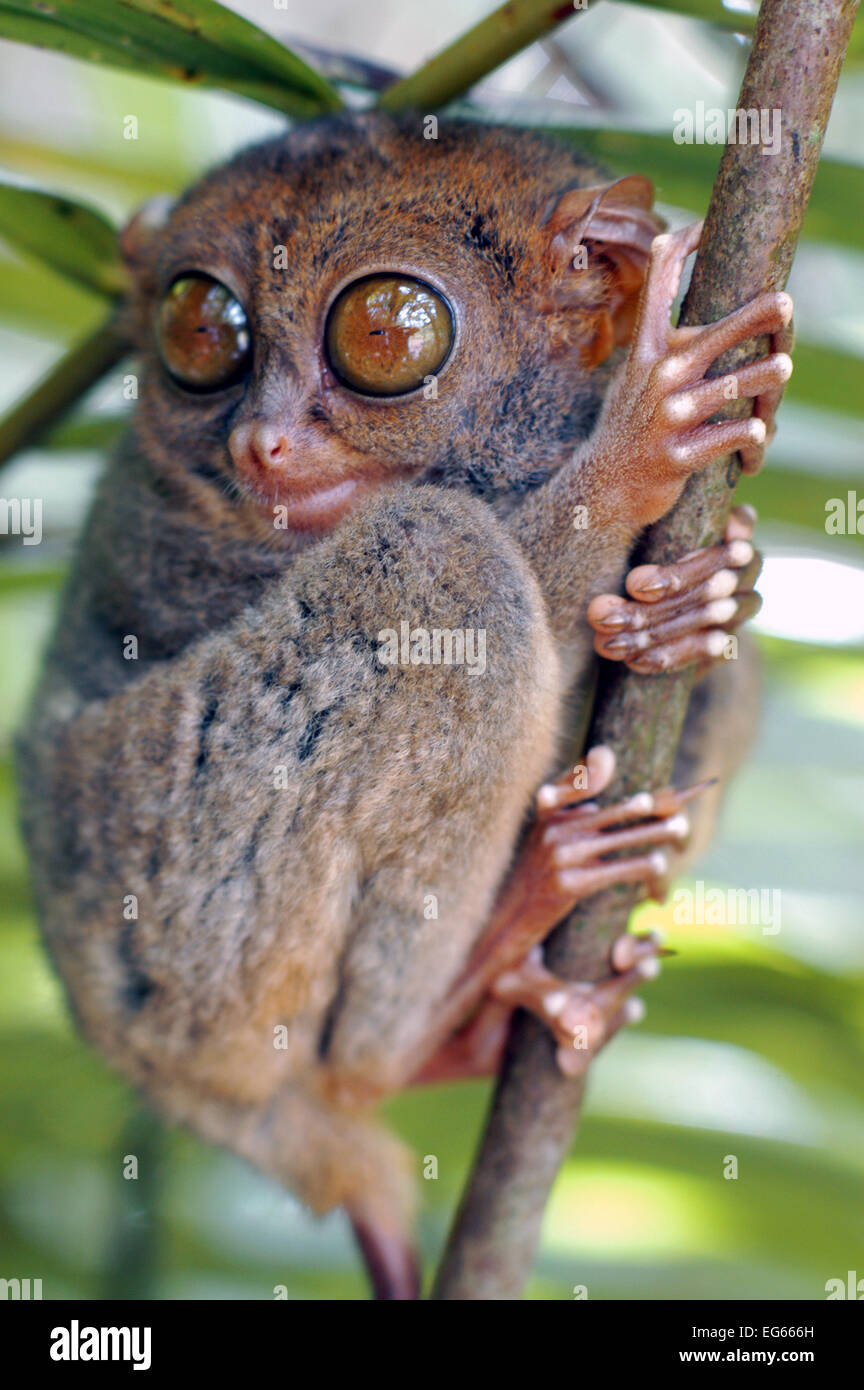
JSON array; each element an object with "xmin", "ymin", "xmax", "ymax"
[
  {"xmin": 587, "ymin": 506, "xmax": 762, "ymax": 674},
  {"xmin": 530, "ymin": 773, "xmax": 711, "ymax": 915},
  {"xmin": 492, "ymin": 932, "xmax": 665, "ymax": 1077}
]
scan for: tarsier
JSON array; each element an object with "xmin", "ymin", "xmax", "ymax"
[{"xmin": 17, "ymin": 113, "xmax": 793, "ymax": 1299}]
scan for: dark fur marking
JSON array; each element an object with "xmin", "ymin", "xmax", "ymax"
[
  {"xmin": 243, "ymin": 808, "xmax": 271, "ymax": 867},
  {"xmin": 297, "ymin": 709, "xmax": 328, "ymax": 763},
  {"xmin": 118, "ymin": 930, "xmax": 155, "ymax": 1012},
  {"xmin": 195, "ymin": 688, "xmax": 220, "ymax": 773}
]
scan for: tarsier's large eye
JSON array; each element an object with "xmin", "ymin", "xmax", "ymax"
[
  {"xmin": 156, "ymin": 274, "xmax": 251, "ymax": 391},
  {"xmin": 325, "ymin": 274, "xmax": 454, "ymax": 396}
]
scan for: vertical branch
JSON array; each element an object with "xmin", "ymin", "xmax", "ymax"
[{"xmin": 433, "ymin": 0, "xmax": 859, "ymax": 1300}]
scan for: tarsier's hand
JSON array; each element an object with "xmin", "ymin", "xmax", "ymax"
[
  {"xmin": 591, "ymin": 219, "xmax": 793, "ymax": 527},
  {"xmin": 588, "ymin": 504, "xmax": 762, "ymax": 674}
]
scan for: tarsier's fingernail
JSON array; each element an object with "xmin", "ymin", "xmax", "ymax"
[
  {"xmin": 638, "ymin": 576, "xmax": 667, "ymax": 596},
  {"xmin": 536, "ymin": 783, "xmax": 563, "ymax": 809},
  {"xmin": 595, "ymin": 609, "xmax": 629, "ymax": 631},
  {"xmin": 543, "ymin": 990, "xmax": 569, "ymax": 1018},
  {"xmin": 706, "ymin": 569, "xmax": 739, "ymax": 599},
  {"xmin": 666, "ymin": 812, "xmax": 690, "ymax": 840},
  {"xmin": 560, "ymin": 1047, "xmax": 589, "ymax": 1078},
  {"xmin": 637, "ymin": 956, "xmax": 662, "ymax": 980},
  {"xmin": 625, "ymin": 997, "xmax": 647, "ymax": 1025},
  {"xmin": 727, "ymin": 539, "xmax": 754, "ymax": 567},
  {"xmin": 601, "ymin": 634, "xmax": 633, "ymax": 655},
  {"xmin": 738, "ymin": 503, "xmax": 758, "ymax": 523},
  {"xmin": 612, "ymin": 934, "xmax": 641, "ymax": 971},
  {"xmin": 705, "ymin": 598, "xmax": 738, "ymax": 625}
]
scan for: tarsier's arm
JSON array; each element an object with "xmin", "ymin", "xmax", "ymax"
[
  {"xmin": 506, "ymin": 220, "xmax": 792, "ymax": 667},
  {"xmin": 412, "ymin": 217, "xmax": 792, "ymax": 1089}
]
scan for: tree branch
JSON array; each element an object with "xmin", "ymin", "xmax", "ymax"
[
  {"xmin": 377, "ymin": 0, "xmax": 582, "ymax": 113},
  {"xmin": 432, "ymin": 0, "xmax": 859, "ymax": 1300}
]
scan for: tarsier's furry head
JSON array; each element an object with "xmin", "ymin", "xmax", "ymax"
[{"xmin": 120, "ymin": 111, "xmax": 663, "ymax": 538}]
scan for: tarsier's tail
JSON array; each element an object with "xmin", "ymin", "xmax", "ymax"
[
  {"xmin": 156, "ymin": 1078, "xmax": 421, "ymax": 1299},
  {"xmin": 348, "ymin": 1201, "xmax": 422, "ymax": 1300}
]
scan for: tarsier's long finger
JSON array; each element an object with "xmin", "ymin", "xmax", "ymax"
[
  {"xmin": 660, "ymin": 353, "xmax": 793, "ymax": 434},
  {"xmin": 666, "ymin": 290, "xmax": 793, "ymax": 381},
  {"xmin": 591, "ymin": 569, "xmax": 743, "ymax": 634},
  {"xmin": 625, "ymin": 628, "xmax": 747, "ymax": 675},
  {"xmin": 535, "ymin": 744, "xmax": 615, "ymax": 815},
  {"xmin": 594, "ymin": 594, "xmax": 762, "ymax": 666},
  {"xmin": 631, "ymin": 221, "xmax": 704, "ymax": 362},
  {"xmin": 665, "ymin": 292, "xmax": 793, "ymax": 475},
  {"xmin": 491, "ymin": 933, "xmax": 664, "ymax": 1077},
  {"xmin": 630, "ymin": 533, "xmax": 753, "ymax": 602},
  {"xmin": 541, "ymin": 778, "xmax": 711, "ymax": 839},
  {"xmin": 549, "ymin": 811, "xmax": 690, "ymax": 867},
  {"xmin": 555, "ymin": 850, "xmax": 669, "ymax": 902},
  {"xmin": 724, "ymin": 503, "xmax": 757, "ymax": 542},
  {"xmin": 588, "ymin": 541, "xmax": 753, "ymax": 639},
  {"xmin": 589, "ymin": 506, "xmax": 762, "ymax": 674}
]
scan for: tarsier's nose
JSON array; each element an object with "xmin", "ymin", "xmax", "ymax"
[
  {"xmin": 227, "ymin": 416, "xmax": 385, "ymax": 531},
  {"xmin": 228, "ymin": 420, "xmax": 291, "ymax": 481}
]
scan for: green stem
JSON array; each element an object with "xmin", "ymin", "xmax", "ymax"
[
  {"xmin": 0, "ymin": 315, "xmax": 126, "ymax": 470},
  {"xmin": 377, "ymin": 0, "xmax": 581, "ymax": 112}
]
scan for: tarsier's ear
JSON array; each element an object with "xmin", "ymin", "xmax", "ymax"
[
  {"xmin": 119, "ymin": 195, "xmax": 176, "ymax": 275},
  {"xmin": 542, "ymin": 175, "xmax": 664, "ymax": 367}
]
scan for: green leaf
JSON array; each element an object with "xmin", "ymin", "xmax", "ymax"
[
  {"xmin": 0, "ymin": 178, "xmax": 123, "ymax": 296},
  {"xmin": 41, "ymin": 413, "xmax": 126, "ymax": 451},
  {"xmin": 0, "ymin": 0, "xmax": 343, "ymax": 118},
  {"xmin": 0, "ymin": 257, "xmax": 104, "ymax": 336}
]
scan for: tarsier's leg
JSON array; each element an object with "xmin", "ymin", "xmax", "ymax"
[
  {"xmin": 588, "ymin": 504, "xmax": 762, "ymax": 674},
  {"xmin": 411, "ymin": 746, "xmax": 707, "ymax": 1085}
]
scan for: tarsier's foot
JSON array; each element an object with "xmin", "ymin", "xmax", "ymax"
[
  {"xmin": 491, "ymin": 932, "xmax": 664, "ymax": 1077},
  {"xmin": 588, "ymin": 504, "xmax": 762, "ymax": 674},
  {"xmin": 411, "ymin": 748, "xmax": 707, "ymax": 1087}
]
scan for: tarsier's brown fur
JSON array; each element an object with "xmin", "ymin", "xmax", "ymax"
[{"xmin": 17, "ymin": 113, "xmax": 777, "ymax": 1281}]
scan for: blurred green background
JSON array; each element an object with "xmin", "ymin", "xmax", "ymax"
[{"xmin": 0, "ymin": 0, "xmax": 863, "ymax": 1300}]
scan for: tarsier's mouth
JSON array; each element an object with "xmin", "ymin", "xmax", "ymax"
[
  {"xmin": 241, "ymin": 468, "xmax": 389, "ymax": 533},
  {"xmin": 268, "ymin": 476, "xmax": 373, "ymax": 530}
]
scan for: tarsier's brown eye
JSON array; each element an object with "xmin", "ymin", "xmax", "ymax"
[
  {"xmin": 326, "ymin": 274, "xmax": 453, "ymax": 396},
  {"xmin": 156, "ymin": 274, "xmax": 251, "ymax": 391}
]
